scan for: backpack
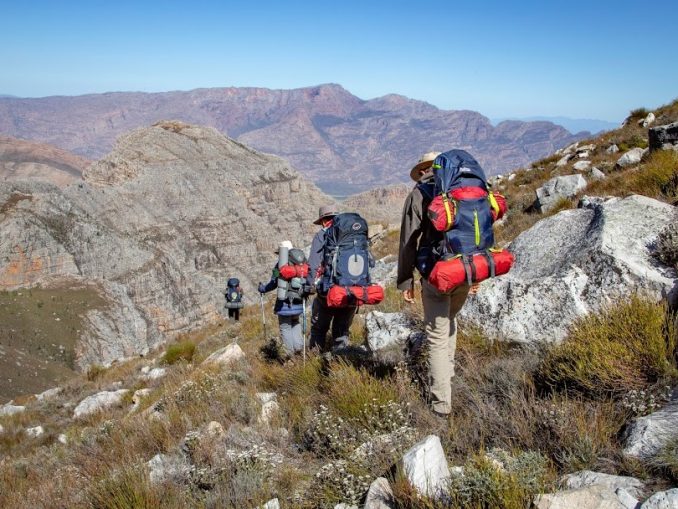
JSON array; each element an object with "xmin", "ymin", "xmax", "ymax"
[
  {"xmin": 225, "ymin": 278, "xmax": 244, "ymax": 308},
  {"xmin": 320, "ymin": 213, "xmax": 384, "ymax": 307},
  {"xmin": 277, "ymin": 248, "xmax": 310, "ymax": 304},
  {"xmin": 418, "ymin": 150, "xmax": 513, "ymax": 291}
]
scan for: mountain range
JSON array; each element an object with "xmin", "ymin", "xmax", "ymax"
[
  {"xmin": 0, "ymin": 84, "xmax": 587, "ymax": 194},
  {"xmin": 493, "ymin": 116, "xmax": 619, "ymax": 135}
]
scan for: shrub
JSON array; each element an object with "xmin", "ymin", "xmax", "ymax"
[
  {"xmin": 537, "ymin": 295, "xmax": 677, "ymax": 398},
  {"xmin": 162, "ymin": 340, "xmax": 196, "ymax": 365},
  {"xmin": 87, "ymin": 465, "xmax": 160, "ymax": 509},
  {"xmin": 656, "ymin": 221, "xmax": 678, "ymax": 270},
  {"xmin": 630, "ymin": 150, "xmax": 678, "ymax": 198},
  {"xmin": 447, "ymin": 451, "xmax": 553, "ymax": 509},
  {"xmin": 87, "ymin": 364, "xmax": 106, "ymax": 381}
]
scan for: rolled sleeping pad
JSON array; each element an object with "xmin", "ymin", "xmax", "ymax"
[
  {"xmin": 276, "ymin": 245, "xmax": 289, "ymax": 300},
  {"xmin": 224, "ymin": 301, "xmax": 245, "ymax": 309},
  {"xmin": 428, "ymin": 249, "xmax": 514, "ymax": 293},
  {"xmin": 326, "ymin": 284, "xmax": 384, "ymax": 308}
]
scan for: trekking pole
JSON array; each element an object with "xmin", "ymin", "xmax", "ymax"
[
  {"xmin": 259, "ymin": 291, "xmax": 267, "ymax": 342},
  {"xmin": 302, "ymin": 297, "xmax": 308, "ymax": 365}
]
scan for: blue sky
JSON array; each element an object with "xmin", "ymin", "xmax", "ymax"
[{"xmin": 1, "ymin": 0, "xmax": 676, "ymax": 122}]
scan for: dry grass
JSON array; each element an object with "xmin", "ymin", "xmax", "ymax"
[{"xmin": 537, "ymin": 295, "xmax": 677, "ymax": 399}]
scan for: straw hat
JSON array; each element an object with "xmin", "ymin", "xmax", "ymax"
[
  {"xmin": 409, "ymin": 151, "xmax": 441, "ymax": 181},
  {"xmin": 313, "ymin": 204, "xmax": 339, "ymax": 225}
]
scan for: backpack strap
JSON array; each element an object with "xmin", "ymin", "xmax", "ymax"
[{"xmin": 483, "ymin": 250, "xmax": 496, "ymax": 278}]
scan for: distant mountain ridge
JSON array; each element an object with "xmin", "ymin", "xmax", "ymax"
[
  {"xmin": 0, "ymin": 84, "xmax": 586, "ymax": 192},
  {"xmin": 493, "ymin": 116, "xmax": 618, "ymax": 135}
]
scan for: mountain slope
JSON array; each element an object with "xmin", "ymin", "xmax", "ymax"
[
  {"xmin": 0, "ymin": 135, "xmax": 89, "ymax": 187},
  {"xmin": 0, "ymin": 121, "xmax": 336, "ymax": 371},
  {"xmin": 0, "ymin": 85, "xmax": 586, "ymax": 191}
]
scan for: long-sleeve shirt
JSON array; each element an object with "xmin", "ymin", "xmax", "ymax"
[
  {"xmin": 307, "ymin": 227, "xmax": 327, "ymax": 285},
  {"xmin": 397, "ymin": 178, "xmax": 440, "ymax": 290}
]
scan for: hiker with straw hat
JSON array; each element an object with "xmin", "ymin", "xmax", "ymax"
[
  {"xmin": 398, "ymin": 151, "xmax": 473, "ymax": 419},
  {"xmin": 307, "ymin": 205, "xmax": 357, "ymax": 353}
]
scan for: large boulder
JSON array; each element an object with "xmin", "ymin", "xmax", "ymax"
[
  {"xmin": 73, "ymin": 389, "xmax": 129, "ymax": 418},
  {"xmin": 535, "ymin": 485, "xmax": 629, "ymax": 509},
  {"xmin": 535, "ymin": 175, "xmax": 587, "ymax": 213},
  {"xmin": 561, "ymin": 470, "xmax": 645, "ymax": 499},
  {"xmin": 460, "ymin": 195, "xmax": 678, "ymax": 344},
  {"xmin": 623, "ymin": 387, "xmax": 678, "ymax": 459},
  {"xmin": 365, "ymin": 477, "xmax": 395, "ymax": 509},
  {"xmin": 401, "ymin": 435, "xmax": 450, "ymax": 498},
  {"xmin": 617, "ymin": 148, "xmax": 647, "ymax": 168},
  {"xmin": 202, "ymin": 343, "xmax": 245, "ymax": 367},
  {"xmin": 649, "ymin": 122, "xmax": 678, "ymax": 152},
  {"xmin": 365, "ymin": 311, "xmax": 422, "ymax": 353},
  {"xmin": 640, "ymin": 489, "xmax": 678, "ymax": 508}
]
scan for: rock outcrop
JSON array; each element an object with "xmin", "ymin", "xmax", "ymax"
[
  {"xmin": 649, "ymin": 122, "xmax": 678, "ymax": 152},
  {"xmin": 0, "ymin": 122, "xmax": 334, "ymax": 368},
  {"xmin": 460, "ymin": 195, "xmax": 678, "ymax": 344},
  {"xmin": 343, "ymin": 183, "xmax": 411, "ymax": 224}
]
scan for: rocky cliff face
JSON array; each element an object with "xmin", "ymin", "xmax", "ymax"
[
  {"xmin": 343, "ymin": 183, "xmax": 411, "ymax": 225},
  {"xmin": 0, "ymin": 135, "xmax": 88, "ymax": 187},
  {"xmin": 0, "ymin": 85, "xmax": 586, "ymax": 190},
  {"xmin": 0, "ymin": 121, "xmax": 336, "ymax": 368}
]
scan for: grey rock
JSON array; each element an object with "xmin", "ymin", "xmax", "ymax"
[
  {"xmin": 573, "ymin": 160, "xmax": 592, "ymax": 171},
  {"xmin": 617, "ymin": 148, "xmax": 647, "ymax": 167},
  {"xmin": 371, "ymin": 255, "xmax": 398, "ymax": 286},
  {"xmin": 25, "ymin": 425, "xmax": 45, "ymax": 438},
  {"xmin": 0, "ymin": 403, "xmax": 26, "ymax": 416},
  {"xmin": 130, "ymin": 388, "xmax": 153, "ymax": 413},
  {"xmin": 606, "ymin": 144, "xmax": 620, "ymax": 154},
  {"xmin": 0, "ymin": 122, "xmax": 335, "ymax": 368},
  {"xmin": 615, "ymin": 488, "xmax": 641, "ymax": 509},
  {"xmin": 259, "ymin": 499, "xmax": 280, "ymax": 509},
  {"xmin": 577, "ymin": 144, "xmax": 597, "ymax": 153},
  {"xmin": 590, "ymin": 167, "xmax": 606, "ymax": 180},
  {"xmin": 365, "ymin": 477, "xmax": 395, "ymax": 509},
  {"xmin": 147, "ymin": 453, "xmax": 190, "ymax": 485},
  {"xmin": 73, "ymin": 389, "xmax": 129, "ymax": 418},
  {"xmin": 460, "ymin": 195, "xmax": 678, "ymax": 344},
  {"xmin": 36, "ymin": 387, "xmax": 62, "ymax": 401},
  {"xmin": 142, "ymin": 367, "xmax": 167, "ymax": 381},
  {"xmin": 562, "ymin": 470, "xmax": 644, "ymax": 499},
  {"xmin": 639, "ymin": 112, "xmax": 656, "ymax": 128},
  {"xmin": 57, "ymin": 433, "xmax": 68, "ymax": 444},
  {"xmin": 334, "ymin": 505, "xmax": 359, "ymax": 509},
  {"xmin": 556, "ymin": 154, "xmax": 574, "ymax": 167},
  {"xmin": 202, "ymin": 343, "xmax": 245, "ymax": 367},
  {"xmin": 640, "ymin": 489, "xmax": 678, "ymax": 508},
  {"xmin": 535, "ymin": 485, "xmax": 627, "ymax": 508},
  {"xmin": 401, "ymin": 435, "xmax": 450, "ymax": 498},
  {"xmin": 624, "ymin": 388, "xmax": 678, "ymax": 459},
  {"xmin": 649, "ymin": 122, "xmax": 678, "ymax": 152},
  {"xmin": 535, "ymin": 174, "xmax": 587, "ymax": 213},
  {"xmin": 365, "ymin": 311, "xmax": 422, "ymax": 353}
]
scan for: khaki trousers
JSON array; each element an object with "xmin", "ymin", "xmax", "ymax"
[{"xmin": 421, "ymin": 279, "xmax": 470, "ymax": 414}]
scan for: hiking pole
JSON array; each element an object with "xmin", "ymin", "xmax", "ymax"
[
  {"xmin": 259, "ymin": 291, "xmax": 267, "ymax": 342},
  {"xmin": 302, "ymin": 297, "xmax": 307, "ymax": 365}
]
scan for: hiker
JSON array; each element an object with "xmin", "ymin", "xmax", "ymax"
[
  {"xmin": 398, "ymin": 150, "xmax": 510, "ymax": 418},
  {"xmin": 223, "ymin": 277, "xmax": 244, "ymax": 321},
  {"xmin": 259, "ymin": 240, "xmax": 309, "ymax": 359},
  {"xmin": 307, "ymin": 205, "xmax": 356, "ymax": 352}
]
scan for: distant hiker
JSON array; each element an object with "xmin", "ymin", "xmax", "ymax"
[
  {"xmin": 309, "ymin": 205, "xmax": 384, "ymax": 353},
  {"xmin": 224, "ymin": 277, "xmax": 244, "ymax": 321},
  {"xmin": 259, "ymin": 240, "xmax": 310, "ymax": 359},
  {"xmin": 398, "ymin": 150, "xmax": 511, "ymax": 418}
]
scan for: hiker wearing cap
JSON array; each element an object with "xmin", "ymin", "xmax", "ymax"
[
  {"xmin": 398, "ymin": 151, "xmax": 472, "ymax": 418},
  {"xmin": 259, "ymin": 240, "xmax": 308, "ymax": 359},
  {"xmin": 307, "ymin": 205, "xmax": 357, "ymax": 352}
]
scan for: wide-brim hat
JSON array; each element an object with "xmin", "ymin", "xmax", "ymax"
[
  {"xmin": 409, "ymin": 151, "xmax": 441, "ymax": 181},
  {"xmin": 274, "ymin": 240, "xmax": 293, "ymax": 254},
  {"xmin": 313, "ymin": 204, "xmax": 339, "ymax": 225}
]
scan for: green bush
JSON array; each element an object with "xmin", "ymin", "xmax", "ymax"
[
  {"xmin": 538, "ymin": 295, "xmax": 677, "ymax": 398},
  {"xmin": 162, "ymin": 340, "xmax": 196, "ymax": 365},
  {"xmin": 631, "ymin": 150, "xmax": 678, "ymax": 198},
  {"xmin": 656, "ymin": 222, "xmax": 678, "ymax": 270}
]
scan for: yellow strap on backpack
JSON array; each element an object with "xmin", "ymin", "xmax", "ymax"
[
  {"xmin": 441, "ymin": 193, "xmax": 454, "ymax": 230},
  {"xmin": 488, "ymin": 192, "xmax": 500, "ymax": 217}
]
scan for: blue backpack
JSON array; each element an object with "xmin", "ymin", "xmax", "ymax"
[
  {"xmin": 320, "ymin": 213, "xmax": 373, "ymax": 292},
  {"xmin": 225, "ymin": 278, "xmax": 242, "ymax": 303},
  {"xmin": 421, "ymin": 149, "xmax": 495, "ymax": 257}
]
